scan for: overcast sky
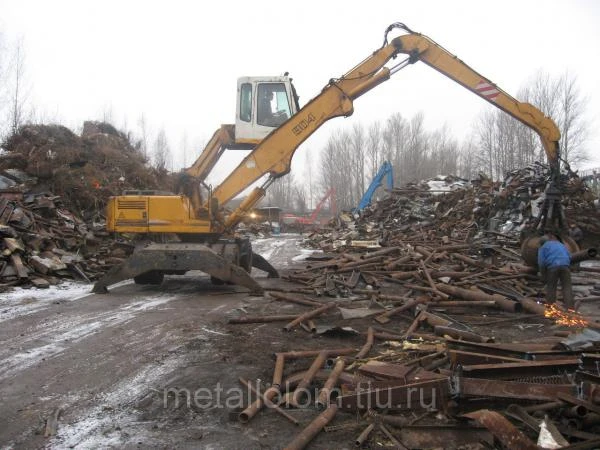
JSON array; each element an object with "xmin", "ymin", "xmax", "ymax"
[{"xmin": 1, "ymin": 0, "xmax": 599, "ymax": 189}]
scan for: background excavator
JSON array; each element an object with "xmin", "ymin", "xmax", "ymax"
[
  {"xmin": 282, "ymin": 187, "xmax": 337, "ymax": 229},
  {"xmin": 353, "ymin": 161, "xmax": 394, "ymax": 213},
  {"xmin": 93, "ymin": 22, "xmax": 572, "ymax": 293}
]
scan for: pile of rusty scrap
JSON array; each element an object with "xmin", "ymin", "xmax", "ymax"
[
  {"xmin": 0, "ymin": 192, "xmax": 133, "ymax": 290},
  {"xmin": 224, "ymin": 166, "xmax": 600, "ymax": 448},
  {"xmin": 0, "ymin": 121, "xmax": 180, "ymax": 290},
  {"xmin": 228, "ymin": 287, "xmax": 600, "ymax": 449},
  {"xmin": 310, "ymin": 165, "xmax": 599, "ymax": 253},
  {"xmin": 1, "ymin": 122, "xmax": 172, "ymax": 215}
]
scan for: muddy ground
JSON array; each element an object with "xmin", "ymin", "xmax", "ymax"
[{"xmin": 0, "ymin": 234, "xmax": 596, "ymax": 449}]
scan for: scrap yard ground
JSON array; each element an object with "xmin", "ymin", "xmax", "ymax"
[{"xmin": 2, "ymin": 234, "xmax": 600, "ymax": 449}]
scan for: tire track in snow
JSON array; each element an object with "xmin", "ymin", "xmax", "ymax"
[{"xmin": 0, "ymin": 294, "xmax": 176, "ymax": 380}]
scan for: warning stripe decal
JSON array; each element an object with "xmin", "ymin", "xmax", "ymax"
[{"xmin": 475, "ymin": 81, "xmax": 500, "ymax": 102}]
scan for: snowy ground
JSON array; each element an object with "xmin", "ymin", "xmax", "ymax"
[{"xmin": 0, "ymin": 233, "xmax": 312, "ymax": 449}]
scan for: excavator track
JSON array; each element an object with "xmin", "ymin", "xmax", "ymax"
[{"xmin": 92, "ymin": 242, "xmax": 266, "ymax": 294}]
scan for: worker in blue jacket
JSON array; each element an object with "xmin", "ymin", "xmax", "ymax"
[{"xmin": 537, "ymin": 232, "xmax": 574, "ymax": 309}]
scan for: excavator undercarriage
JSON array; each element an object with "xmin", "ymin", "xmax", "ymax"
[{"xmin": 92, "ymin": 238, "xmax": 278, "ymax": 294}]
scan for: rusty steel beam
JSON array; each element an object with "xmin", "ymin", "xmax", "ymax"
[
  {"xmin": 453, "ymin": 376, "xmax": 577, "ymax": 401},
  {"xmin": 445, "ymin": 337, "xmax": 577, "ymax": 360},
  {"xmin": 283, "ymin": 404, "xmax": 338, "ymax": 450},
  {"xmin": 448, "ymin": 349, "xmax": 525, "ymax": 366},
  {"xmin": 337, "ymin": 378, "xmax": 448, "ymax": 411},
  {"xmin": 396, "ymin": 425, "xmax": 493, "ymax": 448},
  {"xmin": 459, "ymin": 358, "xmax": 579, "ymax": 380}
]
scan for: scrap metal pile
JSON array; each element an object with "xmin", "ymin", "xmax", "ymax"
[
  {"xmin": 226, "ymin": 169, "xmax": 600, "ymax": 449},
  {"xmin": 0, "ymin": 123, "xmax": 172, "ymax": 290},
  {"xmin": 0, "ymin": 192, "xmax": 133, "ymax": 290}
]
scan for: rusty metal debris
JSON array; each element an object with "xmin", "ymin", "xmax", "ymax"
[{"xmin": 226, "ymin": 168, "xmax": 600, "ymax": 448}]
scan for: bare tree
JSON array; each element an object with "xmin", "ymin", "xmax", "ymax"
[
  {"xmin": 350, "ymin": 123, "xmax": 366, "ymax": 204},
  {"xmin": 556, "ymin": 71, "xmax": 589, "ymax": 165},
  {"xmin": 6, "ymin": 38, "xmax": 30, "ymax": 136},
  {"xmin": 153, "ymin": 128, "xmax": 171, "ymax": 172},
  {"xmin": 382, "ymin": 113, "xmax": 408, "ymax": 186},
  {"xmin": 520, "ymin": 70, "xmax": 589, "ymax": 166},
  {"xmin": 137, "ymin": 114, "xmax": 150, "ymax": 161},
  {"xmin": 366, "ymin": 120, "xmax": 383, "ymax": 178},
  {"xmin": 293, "ymin": 182, "xmax": 307, "ymax": 213},
  {"xmin": 304, "ymin": 148, "xmax": 313, "ymax": 209},
  {"xmin": 180, "ymin": 132, "xmax": 189, "ymax": 169},
  {"xmin": 265, "ymin": 174, "xmax": 295, "ymax": 209}
]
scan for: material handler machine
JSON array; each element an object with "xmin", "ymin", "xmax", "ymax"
[{"xmin": 94, "ymin": 22, "xmax": 570, "ymax": 293}]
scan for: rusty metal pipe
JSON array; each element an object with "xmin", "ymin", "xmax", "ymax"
[
  {"xmin": 433, "ymin": 325, "xmax": 493, "ymax": 343},
  {"xmin": 519, "ymin": 297, "xmax": 547, "ymax": 315},
  {"xmin": 362, "ymin": 246, "xmax": 402, "ymax": 259},
  {"xmin": 340, "ymin": 255, "xmax": 384, "ymax": 270},
  {"xmin": 275, "ymin": 348, "xmax": 356, "ymax": 360},
  {"xmin": 451, "ymin": 253, "xmax": 493, "ymax": 269},
  {"xmin": 228, "ymin": 314, "xmax": 299, "ymax": 324},
  {"xmin": 273, "ymin": 353, "xmax": 285, "ymax": 387},
  {"xmin": 493, "ymin": 296, "xmax": 523, "ymax": 313},
  {"xmin": 289, "ymin": 351, "xmax": 328, "ymax": 407},
  {"xmin": 415, "ymin": 246, "xmax": 433, "ymax": 258},
  {"xmin": 522, "ymin": 401, "xmax": 564, "ymax": 413},
  {"xmin": 238, "ymin": 395, "xmax": 264, "ymax": 423},
  {"xmin": 378, "ymin": 423, "xmax": 405, "ymax": 448},
  {"xmin": 571, "ymin": 248, "xmax": 598, "ymax": 264},
  {"xmin": 434, "ymin": 300, "xmax": 497, "ymax": 307},
  {"xmin": 388, "ymin": 270, "xmax": 419, "ymax": 280},
  {"xmin": 284, "ymin": 404, "xmax": 338, "ymax": 450},
  {"xmin": 239, "ymin": 378, "xmax": 299, "ymax": 425},
  {"xmin": 385, "ymin": 255, "xmax": 412, "ymax": 270},
  {"xmin": 316, "ymin": 358, "xmax": 346, "ymax": 410},
  {"xmin": 354, "ymin": 423, "xmax": 375, "ymax": 447},
  {"xmin": 283, "ymin": 303, "xmax": 336, "ymax": 332},
  {"xmin": 419, "ymin": 261, "xmax": 449, "ymax": 299},
  {"xmin": 355, "ymin": 327, "xmax": 374, "ymax": 359},
  {"xmin": 435, "ymin": 284, "xmax": 522, "ymax": 313},
  {"xmin": 374, "ymin": 296, "xmax": 429, "ymax": 324},
  {"xmin": 268, "ymin": 291, "xmax": 323, "ymax": 307}
]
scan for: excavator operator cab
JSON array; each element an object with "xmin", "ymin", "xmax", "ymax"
[{"xmin": 235, "ymin": 76, "xmax": 299, "ymax": 145}]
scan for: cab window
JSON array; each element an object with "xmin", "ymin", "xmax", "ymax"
[
  {"xmin": 257, "ymin": 82, "xmax": 291, "ymax": 127},
  {"xmin": 240, "ymin": 83, "xmax": 252, "ymax": 122}
]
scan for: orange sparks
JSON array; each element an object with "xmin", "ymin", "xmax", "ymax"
[{"xmin": 544, "ymin": 303, "xmax": 588, "ymax": 327}]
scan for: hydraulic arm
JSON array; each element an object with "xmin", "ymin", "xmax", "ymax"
[
  {"xmin": 217, "ymin": 23, "xmax": 563, "ymax": 236},
  {"xmin": 355, "ymin": 161, "xmax": 393, "ymax": 212}
]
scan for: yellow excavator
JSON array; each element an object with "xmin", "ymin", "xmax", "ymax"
[{"xmin": 93, "ymin": 22, "xmax": 570, "ymax": 293}]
